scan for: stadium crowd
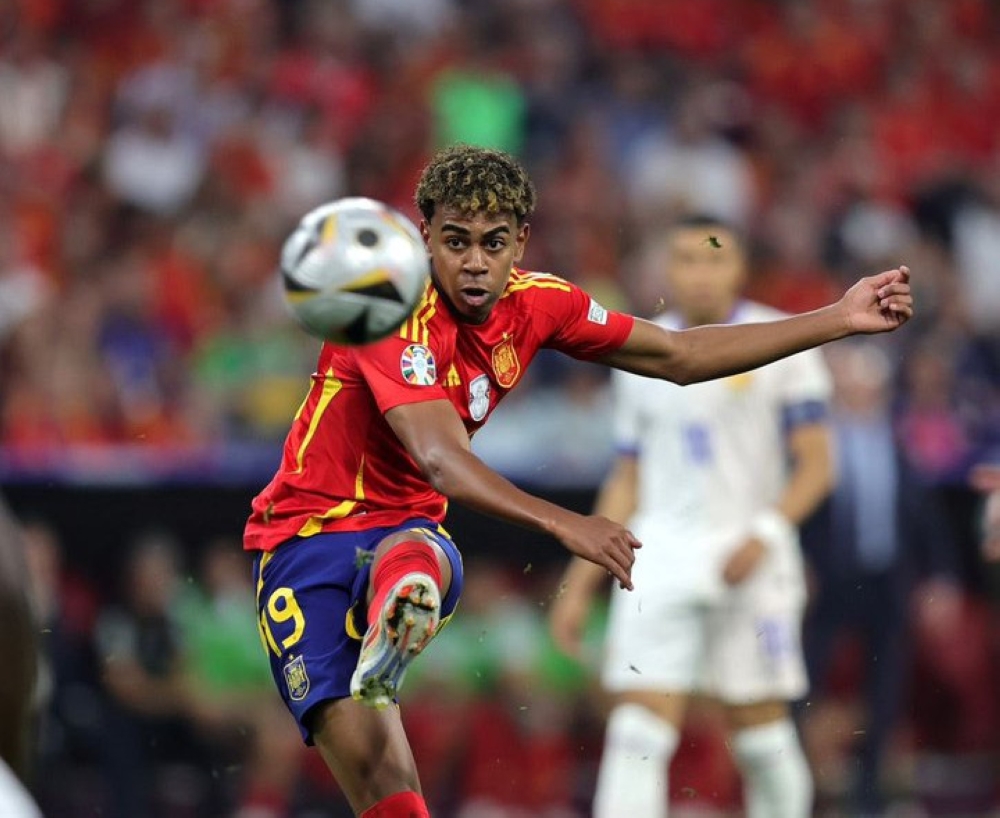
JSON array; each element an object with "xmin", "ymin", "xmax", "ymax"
[{"xmin": 1, "ymin": 0, "xmax": 1000, "ymax": 815}]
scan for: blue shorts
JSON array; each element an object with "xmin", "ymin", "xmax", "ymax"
[{"xmin": 252, "ymin": 520, "xmax": 463, "ymax": 744}]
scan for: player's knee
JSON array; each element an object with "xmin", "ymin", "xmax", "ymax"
[
  {"xmin": 725, "ymin": 699, "xmax": 789, "ymax": 732},
  {"xmin": 731, "ymin": 717, "xmax": 806, "ymax": 770},
  {"xmin": 605, "ymin": 702, "xmax": 678, "ymax": 759},
  {"xmin": 373, "ymin": 534, "xmax": 450, "ymax": 591}
]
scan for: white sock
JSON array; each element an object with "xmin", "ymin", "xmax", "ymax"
[
  {"xmin": 593, "ymin": 703, "xmax": 679, "ymax": 818},
  {"xmin": 731, "ymin": 719, "xmax": 813, "ymax": 818}
]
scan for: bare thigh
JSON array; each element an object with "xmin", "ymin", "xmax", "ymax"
[{"xmin": 616, "ymin": 689, "xmax": 690, "ymax": 730}]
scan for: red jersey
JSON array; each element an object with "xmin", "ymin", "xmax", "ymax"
[{"xmin": 243, "ymin": 269, "xmax": 634, "ymax": 551}]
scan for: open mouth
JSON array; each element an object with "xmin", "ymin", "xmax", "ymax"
[{"xmin": 459, "ymin": 286, "xmax": 491, "ymax": 308}]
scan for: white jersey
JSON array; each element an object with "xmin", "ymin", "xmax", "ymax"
[
  {"xmin": 613, "ymin": 301, "xmax": 832, "ymax": 602},
  {"xmin": 0, "ymin": 759, "xmax": 42, "ymax": 818}
]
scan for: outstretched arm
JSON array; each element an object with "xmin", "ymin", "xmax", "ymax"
[
  {"xmin": 385, "ymin": 399, "xmax": 641, "ymax": 589},
  {"xmin": 601, "ymin": 267, "xmax": 912, "ymax": 384}
]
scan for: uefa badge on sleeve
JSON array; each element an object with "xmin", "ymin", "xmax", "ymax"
[{"xmin": 400, "ymin": 344, "xmax": 437, "ymax": 386}]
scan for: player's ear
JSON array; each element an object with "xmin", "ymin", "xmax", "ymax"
[
  {"xmin": 419, "ymin": 219, "xmax": 432, "ymax": 252},
  {"xmin": 513, "ymin": 221, "xmax": 530, "ymax": 262}
]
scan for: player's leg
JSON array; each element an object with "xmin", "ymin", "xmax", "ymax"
[
  {"xmin": 309, "ymin": 696, "xmax": 428, "ymax": 816},
  {"xmin": 710, "ymin": 592, "xmax": 812, "ymax": 818},
  {"xmin": 726, "ymin": 699, "xmax": 812, "ymax": 818},
  {"xmin": 596, "ymin": 594, "xmax": 708, "ymax": 817},
  {"xmin": 253, "ymin": 523, "xmax": 462, "ymax": 815},
  {"xmin": 350, "ymin": 526, "xmax": 460, "ymax": 708},
  {"xmin": 594, "ymin": 690, "xmax": 686, "ymax": 818}
]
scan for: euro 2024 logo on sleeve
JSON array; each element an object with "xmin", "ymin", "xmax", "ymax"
[{"xmin": 400, "ymin": 344, "xmax": 437, "ymax": 386}]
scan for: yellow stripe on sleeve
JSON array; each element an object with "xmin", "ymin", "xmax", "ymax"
[
  {"xmin": 400, "ymin": 288, "xmax": 438, "ymax": 345},
  {"xmin": 503, "ymin": 280, "xmax": 571, "ymax": 297}
]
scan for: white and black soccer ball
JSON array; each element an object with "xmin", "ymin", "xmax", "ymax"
[{"xmin": 280, "ymin": 197, "xmax": 430, "ymax": 344}]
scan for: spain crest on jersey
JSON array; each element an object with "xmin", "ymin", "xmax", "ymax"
[
  {"xmin": 283, "ymin": 654, "xmax": 310, "ymax": 701},
  {"xmin": 491, "ymin": 336, "xmax": 520, "ymax": 388}
]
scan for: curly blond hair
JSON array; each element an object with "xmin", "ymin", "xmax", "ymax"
[{"xmin": 415, "ymin": 143, "xmax": 536, "ymax": 224}]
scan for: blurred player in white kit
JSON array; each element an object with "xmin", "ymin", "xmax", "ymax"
[{"xmin": 550, "ymin": 213, "xmax": 836, "ymax": 818}]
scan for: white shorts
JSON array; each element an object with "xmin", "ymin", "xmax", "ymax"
[{"xmin": 600, "ymin": 574, "xmax": 808, "ymax": 704}]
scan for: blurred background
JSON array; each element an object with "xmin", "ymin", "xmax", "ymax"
[{"xmin": 1, "ymin": 0, "xmax": 999, "ymax": 815}]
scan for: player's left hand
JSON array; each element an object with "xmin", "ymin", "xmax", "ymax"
[
  {"xmin": 840, "ymin": 265, "xmax": 913, "ymax": 334},
  {"xmin": 721, "ymin": 537, "xmax": 767, "ymax": 585}
]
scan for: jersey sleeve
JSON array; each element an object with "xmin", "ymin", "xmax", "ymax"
[
  {"xmin": 354, "ymin": 335, "xmax": 449, "ymax": 414},
  {"xmin": 777, "ymin": 347, "xmax": 833, "ymax": 430},
  {"xmin": 533, "ymin": 279, "xmax": 634, "ymax": 359}
]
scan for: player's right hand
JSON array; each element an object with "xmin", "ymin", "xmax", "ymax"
[
  {"xmin": 555, "ymin": 514, "xmax": 641, "ymax": 590},
  {"xmin": 840, "ymin": 265, "xmax": 913, "ymax": 334}
]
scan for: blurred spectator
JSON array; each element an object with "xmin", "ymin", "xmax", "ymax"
[
  {"xmin": 623, "ymin": 81, "xmax": 756, "ymax": 232},
  {"xmin": 428, "ymin": 17, "xmax": 527, "ymax": 154},
  {"xmin": 973, "ymin": 464, "xmax": 1000, "ymax": 563},
  {"xmin": 102, "ymin": 99, "xmax": 207, "ymax": 215},
  {"xmin": 0, "ymin": 29, "xmax": 69, "ymax": 158},
  {"xmin": 896, "ymin": 337, "xmax": 978, "ymax": 485},
  {"xmin": 21, "ymin": 519, "xmax": 104, "ymax": 816},
  {"xmin": 801, "ymin": 340, "xmax": 963, "ymax": 817},
  {"xmin": 176, "ymin": 536, "xmax": 304, "ymax": 818},
  {"xmin": 951, "ymin": 158, "xmax": 1000, "ymax": 336},
  {"xmin": 94, "ymin": 528, "xmax": 209, "ymax": 818}
]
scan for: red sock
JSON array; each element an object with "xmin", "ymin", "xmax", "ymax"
[
  {"xmin": 368, "ymin": 541, "xmax": 443, "ymax": 627},
  {"xmin": 360, "ymin": 789, "xmax": 430, "ymax": 817}
]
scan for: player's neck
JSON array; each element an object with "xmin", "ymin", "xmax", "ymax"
[{"xmin": 431, "ymin": 276, "xmax": 493, "ymax": 326}]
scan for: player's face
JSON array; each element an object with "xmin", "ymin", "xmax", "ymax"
[
  {"xmin": 421, "ymin": 207, "xmax": 529, "ymax": 324},
  {"xmin": 666, "ymin": 226, "xmax": 746, "ymax": 325}
]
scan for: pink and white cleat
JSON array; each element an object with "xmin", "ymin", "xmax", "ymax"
[{"xmin": 350, "ymin": 572, "xmax": 441, "ymax": 709}]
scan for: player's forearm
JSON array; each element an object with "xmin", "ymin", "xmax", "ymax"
[
  {"xmin": 776, "ymin": 424, "xmax": 836, "ymax": 526},
  {"xmin": 560, "ymin": 554, "xmax": 609, "ymax": 596},
  {"xmin": 422, "ymin": 446, "xmax": 583, "ymax": 537},
  {"xmin": 614, "ymin": 305, "xmax": 851, "ymax": 385},
  {"xmin": 677, "ymin": 309, "xmax": 849, "ymax": 383},
  {"xmin": 592, "ymin": 457, "xmax": 638, "ymax": 524}
]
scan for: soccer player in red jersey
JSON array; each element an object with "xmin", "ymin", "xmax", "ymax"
[{"xmin": 245, "ymin": 144, "xmax": 913, "ymax": 818}]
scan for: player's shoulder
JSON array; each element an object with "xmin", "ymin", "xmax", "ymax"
[
  {"xmin": 395, "ymin": 283, "xmax": 456, "ymax": 346},
  {"xmin": 503, "ymin": 268, "xmax": 574, "ymax": 300}
]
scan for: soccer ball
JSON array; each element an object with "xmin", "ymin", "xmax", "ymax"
[{"xmin": 280, "ymin": 197, "xmax": 430, "ymax": 344}]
